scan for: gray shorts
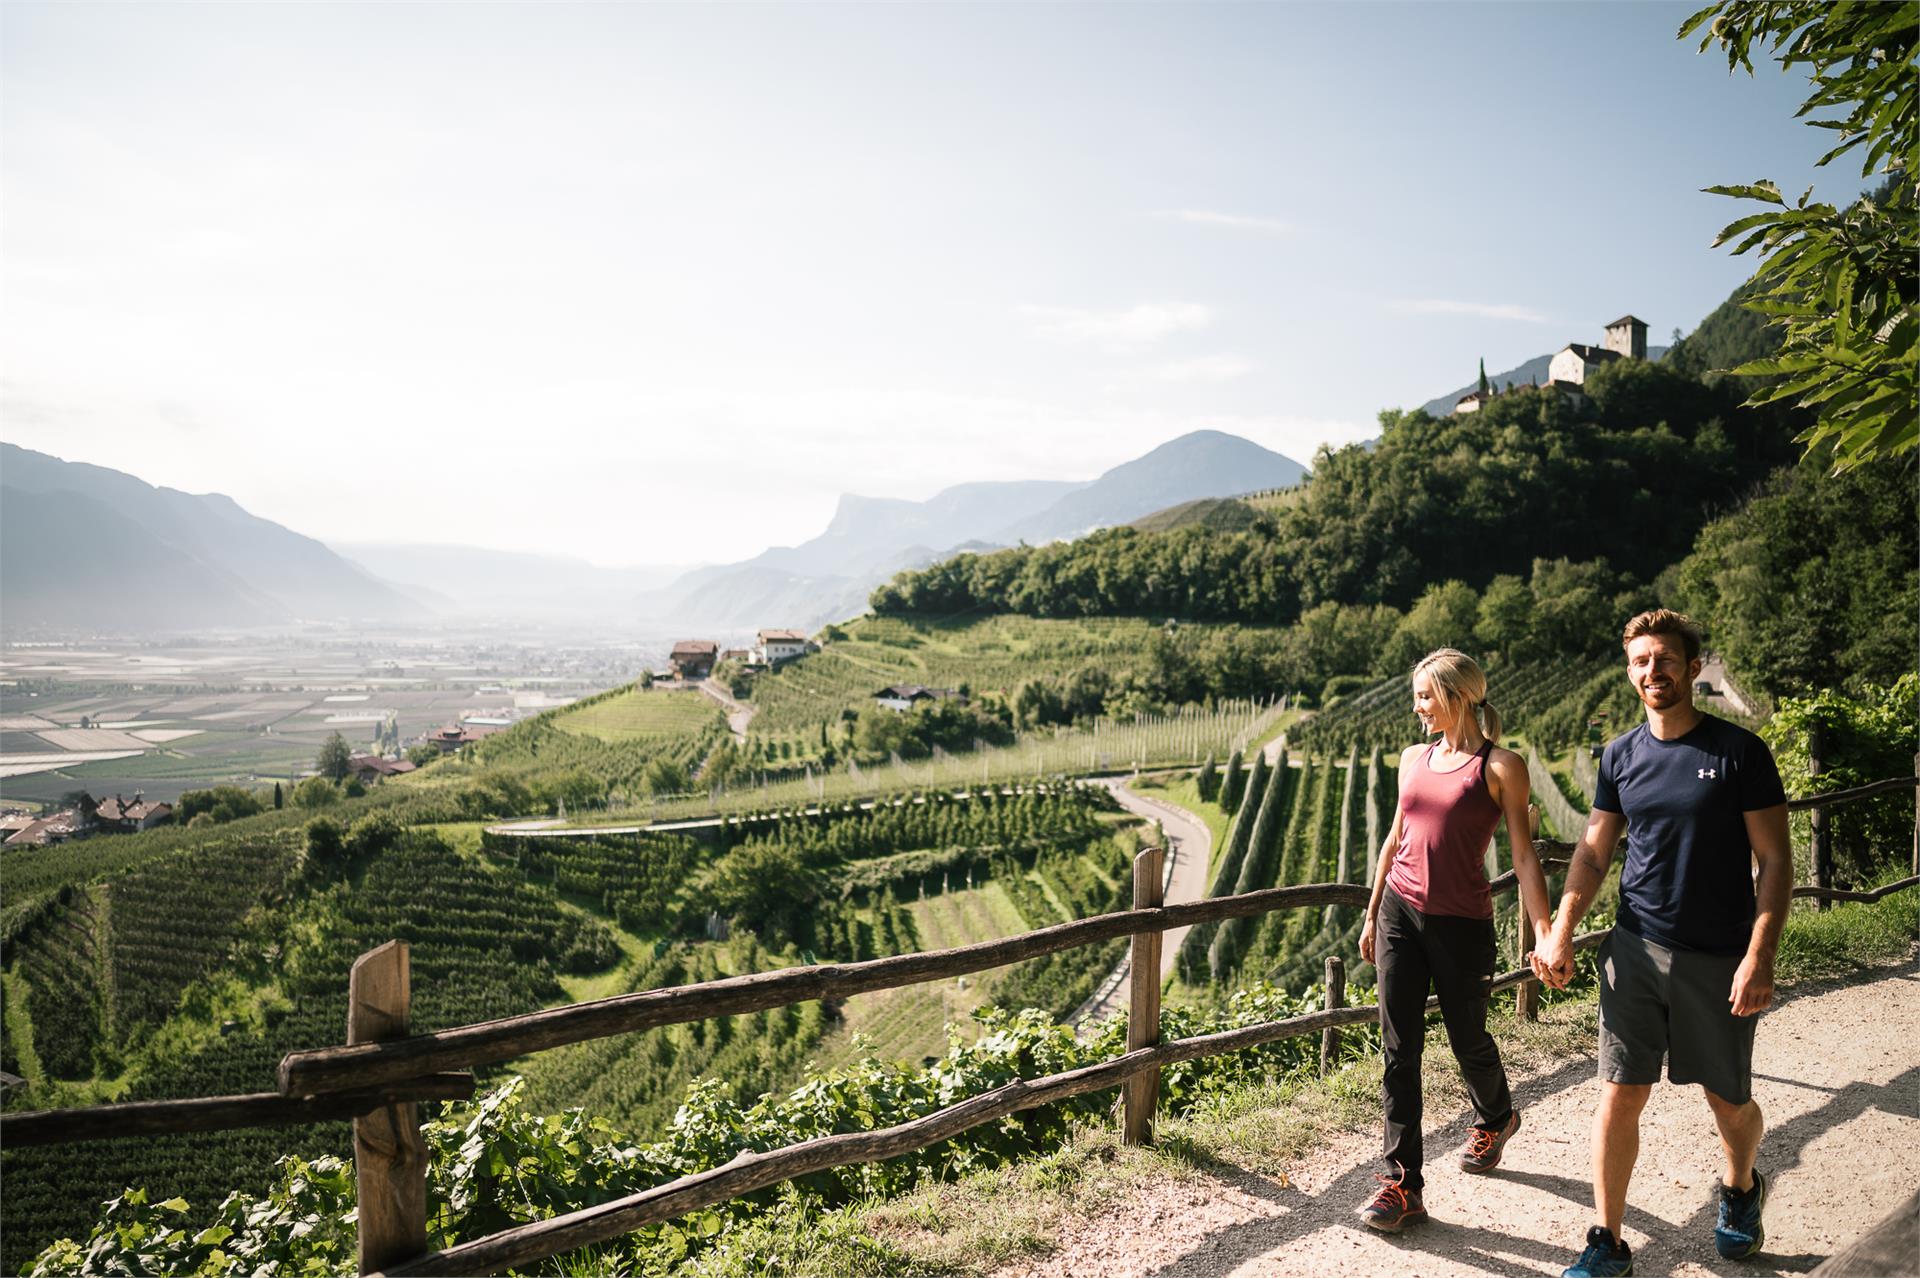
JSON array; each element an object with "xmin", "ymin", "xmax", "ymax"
[{"xmin": 1597, "ymin": 927, "xmax": 1757, "ymax": 1104}]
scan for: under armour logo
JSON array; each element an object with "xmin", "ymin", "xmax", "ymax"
[{"xmin": 1698, "ymin": 768, "xmax": 1718, "ymax": 780}]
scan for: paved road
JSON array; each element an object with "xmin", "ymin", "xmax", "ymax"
[{"xmin": 1071, "ymin": 775, "xmax": 1213, "ymax": 1025}]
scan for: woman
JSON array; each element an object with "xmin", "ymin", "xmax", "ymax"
[{"xmin": 1355, "ymin": 647, "xmax": 1553, "ymax": 1231}]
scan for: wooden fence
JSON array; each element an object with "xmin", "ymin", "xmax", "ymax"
[{"xmin": 5, "ymin": 771, "xmax": 1917, "ymax": 1277}]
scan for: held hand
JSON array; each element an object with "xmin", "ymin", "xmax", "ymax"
[
  {"xmin": 1533, "ymin": 930, "xmax": 1575, "ymax": 990},
  {"xmin": 1359, "ymin": 916, "xmax": 1377, "ymax": 966},
  {"xmin": 1729, "ymin": 953, "xmax": 1774, "ymax": 1017}
]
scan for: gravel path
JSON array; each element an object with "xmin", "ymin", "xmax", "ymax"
[
  {"xmin": 1000, "ymin": 958, "xmax": 1920, "ymax": 1277},
  {"xmin": 1071, "ymin": 777, "xmax": 1214, "ymax": 1025}
]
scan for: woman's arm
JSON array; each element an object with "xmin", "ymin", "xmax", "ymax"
[
  {"xmin": 1487, "ymin": 747, "xmax": 1551, "ymax": 944},
  {"xmin": 1359, "ymin": 745, "xmax": 1415, "ymax": 965}
]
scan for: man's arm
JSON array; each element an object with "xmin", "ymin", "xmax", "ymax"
[
  {"xmin": 1730, "ymin": 803, "xmax": 1792, "ymax": 1016},
  {"xmin": 1533, "ymin": 807, "xmax": 1627, "ymax": 988}
]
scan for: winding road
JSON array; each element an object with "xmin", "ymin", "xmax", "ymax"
[{"xmin": 1071, "ymin": 775, "xmax": 1214, "ymax": 1025}]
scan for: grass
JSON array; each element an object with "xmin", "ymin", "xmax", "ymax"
[
  {"xmin": 551, "ymin": 686, "xmax": 726, "ymax": 743},
  {"xmin": 1775, "ymin": 871, "xmax": 1919, "ymax": 984}
]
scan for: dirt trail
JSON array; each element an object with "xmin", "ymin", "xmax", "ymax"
[
  {"xmin": 1071, "ymin": 777, "xmax": 1213, "ymax": 1025},
  {"xmin": 1000, "ymin": 959, "xmax": 1920, "ymax": 1277},
  {"xmin": 697, "ymin": 677, "xmax": 756, "ymax": 741}
]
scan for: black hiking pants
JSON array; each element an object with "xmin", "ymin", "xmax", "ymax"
[{"xmin": 1376, "ymin": 884, "xmax": 1512, "ymax": 1190}]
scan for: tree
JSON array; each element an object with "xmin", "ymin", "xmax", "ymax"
[
  {"xmin": 292, "ymin": 776, "xmax": 340, "ymax": 810},
  {"xmin": 317, "ymin": 732, "xmax": 353, "ymax": 783},
  {"xmin": 642, "ymin": 756, "xmax": 688, "ymax": 798},
  {"xmin": 1477, "ymin": 357, "xmax": 1490, "ymax": 396},
  {"xmin": 1681, "ymin": 2, "xmax": 1917, "ymax": 471},
  {"xmin": 1220, "ymin": 749, "xmax": 1245, "ymax": 814},
  {"xmin": 1197, "ymin": 753, "xmax": 1219, "ymax": 803},
  {"xmin": 272, "ymin": 781, "xmax": 284, "ymax": 811}
]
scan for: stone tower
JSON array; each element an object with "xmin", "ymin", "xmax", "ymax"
[{"xmin": 1603, "ymin": 314, "xmax": 1648, "ymax": 360}]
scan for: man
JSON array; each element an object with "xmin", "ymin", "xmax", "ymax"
[{"xmin": 1534, "ymin": 610, "xmax": 1791, "ymax": 1278}]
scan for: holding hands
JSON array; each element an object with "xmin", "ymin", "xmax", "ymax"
[{"xmin": 1529, "ymin": 924, "xmax": 1575, "ymax": 990}]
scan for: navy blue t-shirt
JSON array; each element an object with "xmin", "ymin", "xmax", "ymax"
[{"xmin": 1592, "ymin": 713, "xmax": 1787, "ymax": 955}]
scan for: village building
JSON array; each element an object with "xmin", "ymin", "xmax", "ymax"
[
  {"xmin": 422, "ymin": 723, "xmax": 499, "ymax": 754},
  {"xmin": 753, "ymin": 629, "xmax": 811, "ymax": 665},
  {"xmin": 872, "ymin": 684, "xmax": 966, "ymax": 712},
  {"xmin": 720, "ymin": 648, "xmax": 753, "ymax": 664},
  {"xmin": 670, "ymin": 640, "xmax": 719, "ymax": 680},
  {"xmin": 349, "ymin": 754, "xmax": 419, "ymax": 784},
  {"xmin": 90, "ymin": 794, "xmax": 174, "ymax": 834},
  {"xmin": 4, "ymin": 809, "xmax": 84, "ymax": 848}
]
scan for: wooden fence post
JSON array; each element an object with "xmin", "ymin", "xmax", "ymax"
[
  {"xmin": 1912, "ymin": 751, "xmax": 1918, "ymax": 877},
  {"xmin": 1320, "ymin": 956, "xmax": 1345, "ymax": 1074},
  {"xmin": 350, "ymin": 941, "xmax": 428, "ymax": 1275},
  {"xmin": 1515, "ymin": 909, "xmax": 1539, "ymax": 1023},
  {"xmin": 1123, "ymin": 846, "xmax": 1166, "ymax": 1146},
  {"xmin": 1810, "ymin": 726, "xmax": 1832, "ymax": 910}
]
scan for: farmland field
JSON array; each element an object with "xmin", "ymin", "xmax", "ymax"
[
  {"xmin": 551, "ymin": 686, "xmax": 726, "ymax": 743},
  {"xmin": 0, "ymin": 631, "xmax": 659, "ymax": 806}
]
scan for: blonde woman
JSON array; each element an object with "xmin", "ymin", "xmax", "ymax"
[{"xmin": 1355, "ymin": 648, "xmax": 1554, "ymax": 1231}]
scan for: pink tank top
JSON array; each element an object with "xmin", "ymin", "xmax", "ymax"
[{"xmin": 1386, "ymin": 741, "xmax": 1498, "ymax": 919}]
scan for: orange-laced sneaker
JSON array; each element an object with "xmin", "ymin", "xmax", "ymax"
[
  {"xmin": 1359, "ymin": 1172, "xmax": 1428, "ymax": 1232},
  {"xmin": 1461, "ymin": 1108, "xmax": 1521, "ymax": 1173}
]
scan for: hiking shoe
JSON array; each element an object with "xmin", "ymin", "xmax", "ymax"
[
  {"xmin": 1562, "ymin": 1225, "xmax": 1633, "ymax": 1277},
  {"xmin": 1358, "ymin": 1173, "xmax": 1427, "ymax": 1232},
  {"xmin": 1460, "ymin": 1108, "xmax": 1520, "ymax": 1173},
  {"xmin": 1715, "ymin": 1169, "xmax": 1767, "ymax": 1259}
]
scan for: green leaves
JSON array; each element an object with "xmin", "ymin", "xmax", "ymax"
[{"xmin": 1686, "ymin": 2, "xmax": 1918, "ymax": 472}]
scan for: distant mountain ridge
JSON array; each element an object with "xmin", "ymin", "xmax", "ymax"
[
  {"xmin": 1, "ymin": 443, "xmax": 425, "ymax": 631},
  {"xmin": 649, "ymin": 430, "xmax": 1309, "ymax": 629}
]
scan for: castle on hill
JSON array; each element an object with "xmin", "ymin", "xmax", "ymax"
[{"xmin": 1454, "ymin": 313, "xmax": 1649, "ymax": 414}]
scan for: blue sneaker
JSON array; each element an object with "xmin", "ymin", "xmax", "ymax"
[
  {"xmin": 1715, "ymin": 1169, "xmax": 1767, "ymax": 1259},
  {"xmin": 1563, "ymin": 1225, "xmax": 1633, "ymax": 1277}
]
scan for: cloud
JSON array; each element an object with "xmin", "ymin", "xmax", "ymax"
[
  {"xmin": 1152, "ymin": 209, "xmax": 1295, "ymax": 235},
  {"xmin": 1018, "ymin": 302, "xmax": 1212, "ymax": 345},
  {"xmin": 1154, "ymin": 353, "xmax": 1256, "ymax": 383},
  {"xmin": 1388, "ymin": 298, "xmax": 1550, "ymax": 324}
]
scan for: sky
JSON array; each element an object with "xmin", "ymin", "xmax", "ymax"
[{"xmin": 0, "ymin": 2, "xmax": 1853, "ymax": 566}]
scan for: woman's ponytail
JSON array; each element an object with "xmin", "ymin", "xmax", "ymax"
[{"xmin": 1478, "ymin": 699, "xmax": 1502, "ymax": 745}]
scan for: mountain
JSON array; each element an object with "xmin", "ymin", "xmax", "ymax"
[
  {"xmin": 1420, "ymin": 347, "xmax": 1669, "ymax": 417},
  {"xmin": 335, "ymin": 543, "xmax": 694, "ymax": 618},
  {"xmin": 990, "ymin": 430, "xmax": 1305, "ymax": 544},
  {"xmin": 649, "ymin": 430, "xmax": 1307, "ymax": 630},
  {"xmin": 1, "ymin": 443, "xmax": 426, "ymax": 631}
]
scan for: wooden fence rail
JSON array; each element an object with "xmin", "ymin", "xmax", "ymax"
[{"xmin": 5, "ymin": 772, "xmax": 1915, "ymax": 1277}]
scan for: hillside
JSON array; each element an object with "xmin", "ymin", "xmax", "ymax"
[
  {"xmin": 647, "ymin": 430, "xmax": 1307, "ymax": 630},
  {"xmin": 0, "ymin": 444, "xmax": 426, "ymax": 631}
]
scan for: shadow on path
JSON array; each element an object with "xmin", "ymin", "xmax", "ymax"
[{"xmin": 1135, "ymin": 1031, "xmax": 1917, "ymax": 1276}]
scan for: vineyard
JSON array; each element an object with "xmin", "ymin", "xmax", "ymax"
[
  {"xmin": 1289, "ymin": 655, "xmax": 1633, "ymax": 756},
  {"xmin": 592, "ymin": 697, "xmax": 1287, "ymax": 824},
  {"xmin": 0, "ymin": 828, "xmax": 624, "ymax": 1275},
  {"xmin": 548, "ymin": 686, "xmax": 727, "ymax": 744},
  {"xmin": 1175, "ymin": 745, "xmax": 1397, "ymax": 1002},
  {"xmin": 459, "ymin": 683, "xmax": 727, "ymax": 801},
  {"xmin": 742, "ymin": 615, "xmax": 1250, "ymax": 736}
]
